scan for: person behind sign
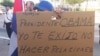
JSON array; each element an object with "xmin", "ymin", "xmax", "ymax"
[
  {"xmin": 35, "ymin": 0, "xmax": 62, "ymax": 19},
  {"xmin": 3, "ymin": 5, "xmax": 13, "ymax": 38},
  {"xmin": 35, "ymin": 0, "xmax": 54, "ymax": 11},
  {"xmin": 25, "ymin": 1, "xmax": 35, "ymax": 11}
]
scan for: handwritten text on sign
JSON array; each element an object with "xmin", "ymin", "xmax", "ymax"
[{"xmin": 17, "ymin": 12, "xmax": 94, "ymax": 56}]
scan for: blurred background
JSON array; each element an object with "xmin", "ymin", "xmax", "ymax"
[{"xmin": 0, "ymin": 0, "xmax": 100, "ymax": 12}]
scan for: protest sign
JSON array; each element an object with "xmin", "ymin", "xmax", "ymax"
[{"xmin": 17, "ymin": 12, "xmax": 94, "ymax": 56}]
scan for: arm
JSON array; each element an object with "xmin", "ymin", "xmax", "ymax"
[{"xmin": 3, "ymin": 21, "xmax": 6, "ymax": 28}]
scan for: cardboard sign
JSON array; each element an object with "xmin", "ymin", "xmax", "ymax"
[{"xmin": 16, "ymin": 12, "xmax": 94, "ymax": 56}]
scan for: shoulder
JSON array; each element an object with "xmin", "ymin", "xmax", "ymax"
[{"xmin": 8, "ymin": 9, "xmax": 13, "ymax": 13}]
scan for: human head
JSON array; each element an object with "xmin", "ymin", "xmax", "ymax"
[
  {"xmin": 5, "ymin": 5, "xmax": 12, "ymax": 11},
  {"xmin": 25, "ymin": 1, "xmax": 35, "ymax": 11},
  {"xmin": 36, "ymin": 1, "xmax": 54, "ymax": 11}
]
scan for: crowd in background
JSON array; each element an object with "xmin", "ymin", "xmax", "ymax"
[{"xmin": 0, "ymin": 1, "xmax": 81, "ymax": 16}]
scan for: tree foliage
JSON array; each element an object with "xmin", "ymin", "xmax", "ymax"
[
  {"xmin": 0, "ymin": 0, "xmax": 14, "ymax": 7},
  {"xmin": 66, "ymin": 0, "xmax": 84, "ymax": 5}
]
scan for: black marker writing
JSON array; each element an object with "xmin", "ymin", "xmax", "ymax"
[
  {"xmin": 19, "ymin": 45, "xmax": 50, "ymax": 54},
  {"xmin": 81, "ymin": 32, "xmax": 93, "ymax": 39},
  {"xmin": 48, "ymin": 31, "xmax": 77, "ymax": 40},
  {"xmin": 18, "ymin": 32, "xmax": 29, "ymax": 40},
  {"xmin": 32, "ymin": 31, "xmax": 44, "ymax": 40}
]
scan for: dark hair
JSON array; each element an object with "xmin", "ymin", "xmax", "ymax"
[
  {"xmin": 25, "ymin": 1, "xmax": 34, "ymax": 6},
  {"xmin": 4, "ymin": 5, "xmax": 12, "ymax": 9},
  {"xmin": 25, "ymin": 1, "xmax": 35, "ymax": 11}
]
